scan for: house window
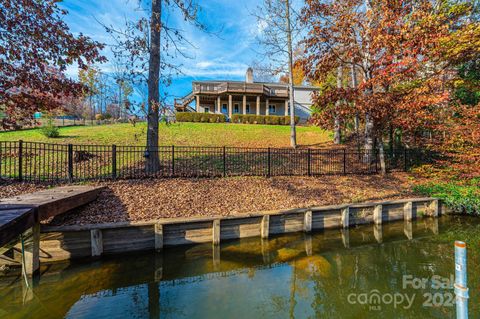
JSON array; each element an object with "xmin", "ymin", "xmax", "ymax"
[
  {"xmin": 246, "ymin": 104, "xmax": 250, "ymax": 113},
  {"xmin": 234, "ymin": 103, "xmax": 239, "ymax": 113},
  {"xmin": 204, "ymin": 107, "xmax": 210, "ymax": 113},
  {"xmin": 222, "ymin": 104, "xmax": 227, "ymax": 113},
  {"xmin": 269, "ymin": 105, "xmax": 276, "ymax": 114}
]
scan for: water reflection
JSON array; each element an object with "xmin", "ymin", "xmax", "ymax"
[{"xmin": 0, "ymin": 216, "xmax": 478, "ymax": 318}]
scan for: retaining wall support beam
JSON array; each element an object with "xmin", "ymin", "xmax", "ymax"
[
  {"xmin": 304, "ymin": 210, "xmax": 312, "ymax": 233},
  {"xmin": 23, "ymin": 223, "xmax": 40, "ymax": 276},
  {"xmin": 404, "ymin": 202, "xmax": 413, "ymax": 221},
  {"xmin": 373, "ymin": 205, "xmax": 383, "ymax": 225},
  {"xmin": 154, "ymin": 224, "xmax": 163, "ymax": 251},
  {"xmin": 212, "ymin": 220, "xmax": 220, "ymax": 245},
  {"xmin": 91, "ymin": 229, "xmax": 103, "ymax": 257},
  {"xmin": 261, "ymin": 215, "xmax": 270, "ymax": 239},
  {"xmin": 430, "ymin": 199, "xmax": 440, "ymax": 217},
  {"xmin": 341, "ymin": 207, "xmax": 350, "ymax": 229}
]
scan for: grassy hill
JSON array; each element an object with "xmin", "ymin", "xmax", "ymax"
[{"xmin": 0, "ymin": 122, "xmax": 333, "ymax": 148}]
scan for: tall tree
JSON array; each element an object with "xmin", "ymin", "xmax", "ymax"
[
  {"xmin": 0, "ymin": 0, "xmax": 105, "ymax": 128},
  {"xmin": 104, "ymin": 0, "xmax": 205, "ymax": 172},
  {"xmin": 78, "ymin": 65, "xmax": 100, "ymax": 119},
  {"xmin": 254, "ymin": 0, "xmax": 300, "ymax": 148}
]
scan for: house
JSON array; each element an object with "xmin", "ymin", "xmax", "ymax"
[{"xmin": 174, "ymin": 68, "xmax": 318, "ymax": 122}]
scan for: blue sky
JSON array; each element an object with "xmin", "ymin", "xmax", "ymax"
[{"xmin": 59, "ymin": 0, "xmax": 280, "ymax": 104}]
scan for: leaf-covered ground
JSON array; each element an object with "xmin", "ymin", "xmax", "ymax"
[{"xmin": 0, "ymin": 173, "xmax": 424, "ymax": 226}]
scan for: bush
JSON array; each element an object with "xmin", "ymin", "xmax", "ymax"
[
  {"xmin": 176, "ymin": 112, "xmax": 226, "ymax": 123},
  {"xmin": 40, "ymin": 118, "xmax": 60, "ymax": 138},
  {"xmin": 175, "ymin": 112, "xmax": 299, "ymax": 125},
  {"xmin": 413, "ymin": 180, "xmax": 480, "ymax": 215},
  {"xmin": 95, "ymin": 114, "xmax": 104, "ymax": 121}
]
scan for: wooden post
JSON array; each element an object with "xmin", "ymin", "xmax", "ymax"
[
  {"xmin": 212, "ymin": 220, "xmax": 220, "ymax": 245},
  {"xmin": 196, "ymin": 95, "xmax": 200, "ymax": 112},
  {"xmin": 223, "ymin": 146, "xmax": 226, "ymax": 177},
  {"xmin": 373, "ymin": 224, "xmax": 383, "ymax": 243},
  {"xmin": 341, "ymin": 206, "xmax": 350, "ymax": 229},
  {"xmin": 154, "ymin": 224, "xmax": 163, "ymax": 251},
  {"xmin": 217, "ymin": 96, "xmax": 221, "ymax": 113},
  {"xmin": 23, "ymin": 223, "xmax": 40, "ymax": 276},
  {"xmin": 404, "ymin": 202, "xmax": 413, "ymax": 221},
  {"xmin": 213, "ymin": 244, "xmax": 221, "ymax": 269},
  {"xmin": 304, "ymin": 210, "xmax": 312, "ymax": 233},
  {"xmin": 373, "ymin": 204, "xmax": 383, "ymax": 225},
  {"xmin": 261, "ymin": 215, "xmax": 270, "ymax": 239},
  {"xmin": 430, "ymin": 199, "xmax": 440, "ymax": 217},
  {"xmin": 91, "ymin": 229, "xmax": 103, "ymax": 257}
]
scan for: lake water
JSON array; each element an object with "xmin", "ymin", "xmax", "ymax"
[{"xmin": 0, "ymin": 216, "xmax": 478, "ymax": 318}]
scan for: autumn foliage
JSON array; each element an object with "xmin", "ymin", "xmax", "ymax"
[{"xmin": 0, "ymin": 0, "xmax": 105, "ymax": 129}]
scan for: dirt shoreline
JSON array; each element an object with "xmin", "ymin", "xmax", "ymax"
[{"xmin": 0, "ymin": 173, "xmax": 422, "ymax": 226}]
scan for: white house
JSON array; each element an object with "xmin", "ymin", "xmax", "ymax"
[{"xmin": 174, "ymin": 68, "xmax": 318, "ymax": 122}]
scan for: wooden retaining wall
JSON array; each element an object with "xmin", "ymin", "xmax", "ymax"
[{"xmin": 33, "ymin": 197, "xmax": 445, "ymax": 263}]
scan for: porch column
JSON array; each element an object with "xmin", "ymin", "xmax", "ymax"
[
  {"xmin": 266, "ymin": 98, "xmax": 270, "ymax": 116},
  {"xmin": 256, "ymin": 96, "xmax": 261, "ymax": 115},
  {"xmin": 196, "ymin": 95, "xmax": 200, "ymax": 112},
  {"xmin": 242, "ymin": 95, "xmax": 247, "ymax": 114},
  {"xmin": 228, "ymin": 95, "xmax": 232, "ymax": 118},
  {"xmin": 284, "ymin": 100, "xmax": 289, "ymax": 116},
  {"xmin": 217, "ymin": 96, "xmax": 221, "ymax": 113}
]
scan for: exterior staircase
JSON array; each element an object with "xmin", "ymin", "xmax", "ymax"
[{"xmin": 174, "ymin": 92, "xmax": 195, "ymax": 112}]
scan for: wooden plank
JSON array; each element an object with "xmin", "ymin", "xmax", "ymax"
[
  {"xmin": 154, "ymin": 224, "xmax": 163, "ymax": 251},
  {"xmin": 23, "ymin": 223, "xmax": 40, "ymax": 276},
  {"xmin": 341, "ymin": 207, "xmax": 350, "ymax": 229},
  {"xmin": 0, "ymin": 207, "xmax": 35, "ymax": 247},
  {"xmin": 90, "ymin": 229, "xmax": 103, "ymax": 257},
  {"xmin": 304, "ymin": 211, "xmax": 312, "ymax": 233},
  {"xmin": 0, "ymin": 185, "xmax": 104, "ymax": 220},
  {"xmin": 212, "ymin": 220, "xmax": 220, "ymax": 245},
  {"xmin": 261, "ymin": 215, "xmax": 269, "ymax": 239},
  {"xmin": 373, "ymin": 205, "xmax": 383, "ymax": 225},
  {"xmin": 404, "ymin": 202, "xmax": 413, "ymax": 221}
]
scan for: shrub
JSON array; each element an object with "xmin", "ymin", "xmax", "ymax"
[
  {"xmin": 175, "ymin": 112, "xmax": 226, "ymax": 123},
  {"xmin": 255, "ymin": 115, "xmax": 265, "ymax": 124},
  {"xmin": 95, "ymin": 114, "xmax": 104, "ymax": 121},
  {"xmin": 413, "ymin": 180, "xmax": 480, "ymax": 215},
  {"xmin": 40, "ymin": 118, "xmax": 60, "ymax": 138}
]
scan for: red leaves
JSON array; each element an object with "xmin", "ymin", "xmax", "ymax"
[{"xmin": 0, "ymin": 0, "xmax": 105, "ymax": 129}]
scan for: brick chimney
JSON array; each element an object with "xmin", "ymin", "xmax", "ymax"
[{"xmin": 246, "ymin": 67, "xmax": 254, "ymax": 83}]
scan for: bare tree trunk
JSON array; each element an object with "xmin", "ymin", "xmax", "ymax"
[
  {"xmin": 363, "ymin": 0, "xmax": 374, "ymax": 162},
  {"xmin": 334, "ymin": 64, "xmax": 343, "ymax": 144},
  {"xmin": 146, "ymin": 0, "xmax": 161, "ymax": 173},
  {"xmin": 285, "ymin": 0, "xmax": 297, "ymax": 148}
]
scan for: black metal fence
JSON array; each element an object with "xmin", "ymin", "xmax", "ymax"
[{"xmin": 0, "ymin": 141, "xmax": 417, "ymax": 182}]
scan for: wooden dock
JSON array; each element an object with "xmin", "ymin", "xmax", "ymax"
[{"xmin": 0, "ymin": 186, "xmax": 104, "ymax": 274}]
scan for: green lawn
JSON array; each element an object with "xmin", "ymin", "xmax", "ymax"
[{"xmin": 0, "ymin": 122, "xmax": 333, "ymax": 148}]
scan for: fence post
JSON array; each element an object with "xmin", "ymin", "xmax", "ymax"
[
  {"xmin": 307, "ymin": 148, "xmax": 311, "ymax": 176},
  {"xmin": 112, "ymin": 144, "xmax": 117, "ymax": 179},
  {"xmin": 223, "ymin": 146, "xmax": 226, "ymax": 177},
  {"xmin": 343, "ymin": 149, "xmax": 347, "ymax": 175},
  {"xmin": 18, "ymin": 140, "xmax": 23, "ymax": 182},
  {"xmin": 171, "ymin": 145, "xmax": 175, "ymax": 177},
  {"xmin": 267, "ymin": 147, "xmax": 271, "ymax": 177},
  {"xmin": 68, "ymin": 144, "xmax": 74, "ymax": 182}
]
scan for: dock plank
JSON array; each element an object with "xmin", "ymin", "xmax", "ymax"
[{"xmin": 0, "ymin": 186, "xmax": 104, "ymax": 247}]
